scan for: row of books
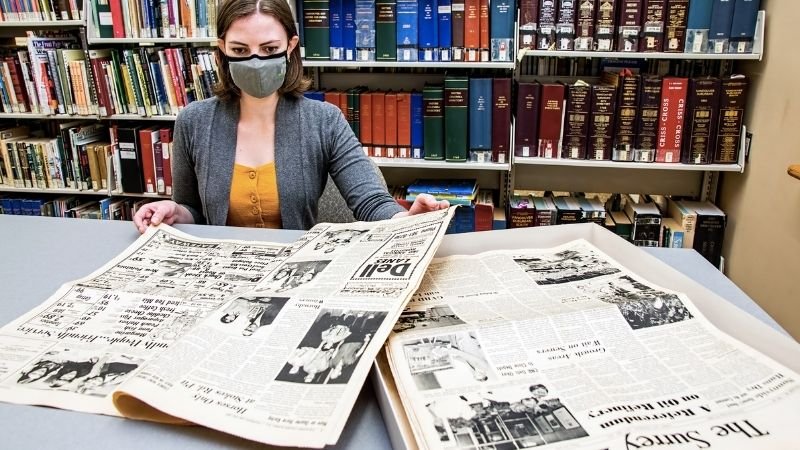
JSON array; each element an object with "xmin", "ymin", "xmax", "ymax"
[
  {"xmin": 0, "ymin": 194, "xmax": 153, "ymax": 220},
  {"xmin": 515, "ymin": 73, "xmax": 749, "ymax": 164},
  {"xmin": 89, "ymin": 0, "xmax": 218, "ymax": 39},
  {"xmin": 0, "ymin": 33, "xmax": 219, "ymax": 117},
  {"xmin": 519, "ymin": 54, "xmax": 732, "ymax": 79},
  {"xmin": 508, "ymin": 191, "xmax": 726, "ymax": 266},
  {"xmin": 0, "ymin": 123, "xmax": 175, "ymax": 196},
  {"xmin": 301, "ymin": 0, "xmax": 516, "ymax": 62},
  {"xmin": 0, "ymin": 0, "xmax": 82, "ymax": 21},
  {"xmin": 519, "ymin": 0, "xmax": 761, "ymax": 54},
  {"xmin": 306, "ymin": 76, "xmax": 512, "ymax": 164}
]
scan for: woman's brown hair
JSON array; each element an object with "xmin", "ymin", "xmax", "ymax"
[{"xmin": 214, "ymin": 0, "xmax": 311, "ymax": 101}]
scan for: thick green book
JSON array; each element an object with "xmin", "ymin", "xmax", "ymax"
[
  {"xmin": 423, "ymin": 85, "xmax": 444, "ymax": 160},
  {"xmin": 304, "ymin": 0, "xmax": 331, "ymax": 59},
  {"xmin": 444, "ymin": 76, "xmax": 468, "ymax": 162},
  {"xmin": 376, "ymin": 0, "xmax": 397, "ymax": 61}
]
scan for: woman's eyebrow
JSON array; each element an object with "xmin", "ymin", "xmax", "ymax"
[{"xmin": 228, "ymin": 40, "xmax": 280, "ymax": 46}]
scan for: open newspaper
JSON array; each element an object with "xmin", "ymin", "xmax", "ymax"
[
  {"xmin": 386, "ymin": 239, "xmax": 800, "ymax": 449},
  {"xmin": 0, "ymin": 207, "xmax": 455, "ymax": 448}
]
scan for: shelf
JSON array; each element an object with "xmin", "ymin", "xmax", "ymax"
[
  {"xmin": 111, "ymin": 191, "xmax": 171, "ymax": 199},
  {"xmin": 88, "ymin": 37, "xmax": 218, "ymax": 45},
  {"xmin": 514, "ymin": 157, "xmax": 744, "ymax": 173},
  {"xmin": 103, "ymin": 114, "xmax": 178, "ymax": 121},
  {"xmin": 372, "ymin": 157, "xmax": 510, "ymax": 171},
  {"xmin": 0, "ymin": 112, "xmax": 97, "ymax": 120},
  {"xmin": 0, "ymin": 186, "xmax": 109, "ymax": 196},
  {"xmin": 304, "ymin": 60, "xmax": 516, "ymax": 69},
  {"xmin": 0, "ymin": 20, "xmax": 84, "ymax": 28}
]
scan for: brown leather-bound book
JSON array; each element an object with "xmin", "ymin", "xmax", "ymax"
[
  {"xmin": 464, "ymin": 0, "xmax": 481, "ymax": 61},
  {"xmin": 603, "ymin": 70, "xmax": 640, "ymax": 161},
  {"xmin": 556, "ymin": 0, "xmax": 577, "ymax": 50},
  {"xmin": 537, "ymin": 83, "xmax": 566, "ymax": 159},
  {"xmin": 372, "ymin": 92, "xmax": 386, "ymax": 157},
  {"xmin": 682, "ymin": 77, "xmax": 720, "ymax": 165},
  {"xmin": 491, "ymin": 78, "xmax": 511, "ymax": 164},
  {"xmin": 385, "ymin": 92, "xmax": 398, "ymax": 158},
  {"xmin": 575, "ymin": 0, "xmax": 597, "ymax": 51},
  {"xmin": 641, "ymin": 0, "xmax": 667, "ymax": 51},
  {"xmin": 138, "ymin": 127, "xmax": 159, "ymax": 194},
  {"xmin": 538, "ymin": 0, "xmax": 557, "ymax": 49},
  {"xmin": 452, "ymin": 0, "xmax": 466, "ymax": 60},
  {"xmin": 519, "ymin": 0, "xmax": 539, "ymax": 49},
  {"xmin": 617, "ymin": 0, "xmax": 643, "ymax": 52},
  {"xmin": 396, "ymin": 92, "xmax": 412, "ymax": 158},
  {"xmin": 635, "ymin": 76, "xmax": 662, "ymax": 162},
  {"xmin": 714, "ymin": 76, "xmax": 749, "ymax": 164},
  {"xmin": 588, "ymin": 84, "xmax": 617, "ymax": 160},
  {"xmin": 595, "ymin": 0, "xmax": 618, "ymax": 51},
  {"xmin": 664, "ymin": 0, "xmax": 689, "ymax": 52},
  {"xmin": 159, "ymin": 128, "xmax": 172, "ymax": 195},
  {"xmin": 561, "ymin": 82, "xmax": 591, "ymax": 160},
  {"xmin": 360, "ymin": 92, "xmax": 373, "ymax": 155},
  {"xmin": 656, "ymin": 77, "xmax": 688, "ymax": 163},
  {"xmin": 479, "ymin": 0, "xmax": 490, "ymax": 60}
]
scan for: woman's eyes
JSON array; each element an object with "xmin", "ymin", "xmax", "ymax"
[{"xmin": 230, "ymin": 46, "xmax": 279, "ymax": 56}]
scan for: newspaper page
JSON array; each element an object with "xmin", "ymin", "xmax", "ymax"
[
  {"xmin": 111, "ymin": 207, "xmax": 456, "ymax": 448},
  {"xmin": 387, "ymin": 239, "xmax": 800, "ymax": 449},
  {"xmin": 0, "ymin": 224, "xmax": 287, "ymax": 416}
]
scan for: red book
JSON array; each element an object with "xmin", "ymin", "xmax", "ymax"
[
  {"xmin": 88, "ymin": 51, "xmax": 113, "ymax": 117},
  {"xmin": 384, "ymin": 92, "xmax": 398, "ymax": 158},
  {"xmin": 159, "ymin": 127, "xmax": 173, "ymax": 195},
  {"xmin": 465, "ymin": 0, "xmax": 481, "ymax": 60},
  {"xmin": 396, "ymin": 92, "xmax": 412, "ymax": 158},
  {"xmin": 537, "ymin": 83, "xmax": 566, "ymax": 159},
  {"xmin": 5, "ymin": 57, "xmax": 28, "ymax": 112},
  {"xmin": 164, "ymin": 48, "xmax": 186, "ymax": 108},
  {"xmin": 491, "ymin": 78, "xmax": 511, "ymax": 164},
  {"xmin": 108, "ymin": 0, "xmax": 126, "ymax": 38},
  {"xmin": 359, "ymin": 92, "xmax": 373, "ymax": 155},
  {"xmin": 479, "ymin": 0, "xmax": 490, "ymax": 60},
  {"xmin": 371, "ymin": 92, "xmax": 386, "ymax": 157},
  {"xmin": 514, "ymin": 81, "xmax": 541, "ymax": 158},
  {"xmin": 137, "ymin": 127, "xmax": 159, "ymax": 193},
  {"xmin": 656, "ymin": 77, "xmax": 688, "ymax": 163}
]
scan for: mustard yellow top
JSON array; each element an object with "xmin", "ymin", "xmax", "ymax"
[{"xmin": 226, "ymin": 163, "xmax": 282, "ymax": 228}]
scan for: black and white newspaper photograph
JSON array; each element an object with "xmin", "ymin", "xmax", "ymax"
[
  {"xmin": 590, "ymin": 275, "xmax": 694, "ymax": 330},
  {"xmin": 216, "ymin": 295, "xmax": 290, "ymax": 337},
  {"xmin": 513, "ymin": 248, "xmax": 620, "ymax": 285},
  {"xmin": 394, "ymin": 305, "xmax": 466, "ymax": 333},
  {"xmin": 403, "ymin": 331, "xmax": 494, "ymax": 390}
]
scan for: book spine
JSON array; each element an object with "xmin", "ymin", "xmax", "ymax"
[
  {"xmin": 468, "ymin": 78, "xmax": 492, "ymax": 162},
  {"xmin": 613, "ymin": 74, "xmax": 640, "ymax": 161},
  {"xmin": 376, "ymin": 0, "xmax": 398, "ymax": 60},
  {"xmin": 385, "ymin": 92, "xmax": 398, "ymax": 157},
  {"xmin": 411, "ymin": 91, "xmax": 424, "ymax": 158},
  {"xmin": 464, "ymin": 0, "xmax": 479, "ymax": 61},
  {"xmin": 423, "ymin": 85, "xmax": 444, "ymax": 159},
  {"xmin": 708, "ymin": 0, "xmax": 735, "ymax": 53},
  {"xmin": 117, "ymin": 127, "xmax": 144, "ymax": 193},
  {"xmin": 519, "ymin": 0, "xmax": 539, "ymax": 50},
  {"xmin": 360, "ymin": 91, "xmax": 373, "ymax": 155},
  {"xmin": 538, "ymin": 0, "xmax": 557, "ymax": 50},
  {"xmin": 451, "ymin": 0, "xmax": 465, "ymax": 60},
  {"xmin": 514, "ymin": 82, "xmax": 540, "ymax": 158},
  {"xmin": 372, "ymin": 92, "xmax": 386, "ymax": 157},
  {"xmin": 478, "ymin": 0, "xmax": 489, "ymax": 61},
  {"xmin": 556, "ymin": 0, "xmax": 577, "ymax": 51},
  {"xmin": 589, "ymin": 84, "xmax": 617, "ymax": 160},
  {"xmin": 509, "ymin": 204, "xmax": 535, "ymax": 228},
  {"xmin": 728, "ymin": 0, "xmax": 760, "ymax": 53},
  {"xmin": 491, "ymin": 78, "xmax": 511, "ymax": 164},
  {"xmin": 641, "ymin": 0, "xmax": 667, "ymax": 51},
  {"xmin": 595, "ymin": 0, "xmax": 618, "ymax": 51},
  {"xmin": 693, "ymin": 213, "xmax": 725, "ymax": 267},
  {"xmin": 664, "ymin": 0, "xmax": 689, "ymax": 52},
  {"xmin": 635, "ymin": 75, "xmax": 661, "ymax": 162},
  {"xmin": 444, "ymin": 76, "xmax": 468, "ymax": 161},
  {"xmin": 138, "ymin": 128, "xmax": 156, "ymax": 193},
  {"xmin": 656, "ymin": 77, "xmax": 688, "ymax": 163},
  {"xmin": 537, "ymin": 83, "xmax": 565, "ymax": 159},
  {"xmin": 489, "ymin": 0, "xmax": 513, "ymax": 61},
  {"xmin": 343, "ymin": 0, "xmax": 357, "ymax": 60},
  {"xmin": 418, "ymin": 0, "xmax": 439, "ymax": 61},
  {"xmin": 355, "ymin": 0, "xmax": 376, "ymax": 61},
  {"xmin": 396, "ymin": 0, "xmax": 418, "ymax": 61},
  {"xmin": 617, "ymin": 0, "xmax": 643, "ymax": 52},
  {"xmin": 397, "ymin": 92, "xmax": 411, "ymax": 157},
  {"xmin": 304, "ymin": 0, "xmax": 331, "ymax": 59},
  {"xmin": 713, "ymin": 76, "xmax": 748, "ymax": 163},
  {"xmin": 330, "ymin": 0, "xmax": 345, "ymax": 60},
  {"xmin": 682, "ymin": 77, "xmax": 720, "ymax": 164},
  {"xmin": 561, "ymin": 83, "xmax": 591, "ymax": 160},
  {"xmin": 575, "ymin": 0, "xmax": 596, "ymax": 50},
  {"xmin": 685, "ymin": 0, "xmax": 713, "ymax": 53},
  {"xmin": 437, "ymin": 0, "xmax": 452, "ymax": 60}
]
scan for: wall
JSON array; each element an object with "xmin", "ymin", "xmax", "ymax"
[{"xmin": 719, "ymin": 0, "xmax": 800, "ymax": 339}]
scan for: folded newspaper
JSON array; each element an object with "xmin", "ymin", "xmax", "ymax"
[
  {"xmin": 0, "ymin": 207, "xmax": 455, "ymax": 448},
  {"xmin": 386, "ymin": 239, "xmax": 800, "ymax": 449}
]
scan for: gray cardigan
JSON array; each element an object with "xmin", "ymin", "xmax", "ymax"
[{"xmin": 171, "ymin": 95, "xmax": 405, "ymax": 229}]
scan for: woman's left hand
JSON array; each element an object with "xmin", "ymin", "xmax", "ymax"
[{"xmin": 393, "ymin": 193, "xmax": 450, "ymax": 218}]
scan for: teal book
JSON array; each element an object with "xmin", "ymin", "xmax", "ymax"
[
  {"xmin": 423, "ymin": 85, "xmax": 444, "ymax": 160},
  {"xmin": 444, "ymin": 76, "xmax": 468, "ymax": 162},
  {"xmin": 304, "ymin": 0, "xmax": 331, "ymax": 59}
]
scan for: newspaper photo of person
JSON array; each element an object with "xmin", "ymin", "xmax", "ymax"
[
  {"xmin": 12, "ymin": 349, "xmax": 101, "ymax": 392},
  {"xmin": 393, "ymin": 305, "xmax": 466, "ymax": 333},
  {"xmin": 514, "ymin": 248, "xmax": 620, "ymax": 285},
  {"xmin": 258, "ymin": 261, "xmax": 330, "ymax": 294},
  {"xmin": 593, "ymin": 275, "xmax": 694, "ymax": 330},
  {"xmin": 311, "ymin": 229, "xmax": 367, "ymax": 254},
  {"xmin": 217, "ymin": 295, "xmax": 290, "ymax": 337},
  {"xmin": 403, "ymin": 331, "xmax": 493, "ymax": 391},
  {"xmin": 424, "ymin": 383, "xmax": 588, "ymax": 448},
  {"xmin": 154, "ymin": 258, "xmax": 192, "ymax": 277},
  {"xmin": 73, "ymin": 354, "xmax": 142, "ymax": 397},
  {"xmin": 275, "ymin": 308, "xmax": 387, "ymax": 384}
]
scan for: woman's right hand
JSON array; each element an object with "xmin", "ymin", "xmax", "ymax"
[{"xmin": 132, "ymin": 200, "xmax": 193, "ymax": 234}]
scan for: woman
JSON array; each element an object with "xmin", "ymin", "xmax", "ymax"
[{"xmin": 133, "ymin": 0, "xmax": 447, "ymax": 233}]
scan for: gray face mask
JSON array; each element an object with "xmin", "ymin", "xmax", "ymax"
[{"xmin": 227, "ymin": 50, "xmax": 288, "ymax": 98}]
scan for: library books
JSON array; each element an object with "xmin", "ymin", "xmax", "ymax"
[
  {"xmin": 0, "ymin": 209, "xmax": 456, "ymax": 448},
  {"xmin": 380, "ymin": 224, "xmax": 800, "ymax": 450}
]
